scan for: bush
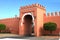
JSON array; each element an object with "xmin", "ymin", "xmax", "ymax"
[
  {"xmin": 43, "ymin": 22, "xmax": 57, "ymax": 35},
  {"xmin": 0, "ymin": 24, "xmax": 6, "ymax": 32}
]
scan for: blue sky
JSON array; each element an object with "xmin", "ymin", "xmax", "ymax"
[{"xmin": 0, "ymin": 0, "xmax": 60, "ymax": 19}]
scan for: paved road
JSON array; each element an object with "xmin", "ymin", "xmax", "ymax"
[
  {"xmin": 0, "ymin": 36, "xmax": 60, "ymax": 40},
  {"xmin": 0, "ymin": 34, "xmax": 60, "ymax": 40}
]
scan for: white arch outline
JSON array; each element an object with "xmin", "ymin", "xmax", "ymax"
[{"xmin": 21, "ymin": 13, "xmax": 35, "ymax": 26}]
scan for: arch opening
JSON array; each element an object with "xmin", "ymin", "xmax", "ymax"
[{"xmin": 23, "ymin": 14, "xmax": 34, "ymax": 36}]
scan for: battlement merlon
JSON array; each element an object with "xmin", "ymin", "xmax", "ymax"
[
  {"xmin": 55, "ymin": 12, "xmax": 59, "ymax": 16},
  {"xmin": 51, "ymin": 12, "xmax": 55, "ymax": 16},
  {"xmin": 47, "ymin": 12, "xmax": 51, "ymax": 16},
  {"xmin": 20, "ymin": 3, "xmax": 46, "ymax": 10}
]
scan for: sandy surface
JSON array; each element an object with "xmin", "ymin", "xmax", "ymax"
[
  {"xmin": 0, "ymin": 34, "xmax": 19, "ymax": 37},
  {"xmin": 0, "ymin": 34, "xmax": 60, "ymax": 40}
]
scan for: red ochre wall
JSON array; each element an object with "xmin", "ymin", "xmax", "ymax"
[
  {"xmin": 43, "ymin": 13, "xmax": 60, "ymax": 35},
  {"xmin": 0, "ymin": 4, "xmax": 60, "ymax": 36},
  {"xmin": 0, "ymin": 17, "xmax": 20, "ymax": 34}
]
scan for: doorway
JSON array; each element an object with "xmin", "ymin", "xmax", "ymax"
[{"xmin": 23, "ymin": 14, "xmax": 34, "ymax": 36}]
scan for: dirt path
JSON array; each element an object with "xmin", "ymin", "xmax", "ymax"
[
  {"xmin": 0, "ymin": 34, "xmax": 60, "ymax": 40},
  {"xmin": 0, "ymin": 34, "xmax": 19, "ymax": 37}
]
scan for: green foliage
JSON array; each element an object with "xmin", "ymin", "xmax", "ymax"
[
  {"xmin": 0, "ymin": 24, "xmax": 6, "ymax": 30},
  {"xmin": 43, "ymin": 22, "xmax": 57, "ymax": 34}
]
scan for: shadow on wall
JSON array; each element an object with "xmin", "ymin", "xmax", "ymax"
[
  {"xmin": 41, "ymin": 28, "xmax": 60, "ymax": 36},
  {"xmin": 39, "ymin": 27, "xmax": 43, "ymax": 36}
]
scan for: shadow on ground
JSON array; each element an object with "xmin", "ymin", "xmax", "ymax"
[
  {"xmin": 0, "ymin": 34, "xmax": 59, "ymax": 40},
  {"xmin": 0, "ymin": 36, "xmax": 59, "ymax": 40}
]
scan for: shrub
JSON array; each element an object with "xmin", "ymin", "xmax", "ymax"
[{"xmin": 43, "ymin": 22, "xmax": 57, "ymax": 34}]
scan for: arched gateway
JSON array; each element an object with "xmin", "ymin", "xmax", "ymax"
[
  {"xmin": 19, "ymin": 4, "xmax": 46, "ymax": 37},
  {"xmin": 21, "ymin": 13, "xmax": 34, "ymax": 36}
]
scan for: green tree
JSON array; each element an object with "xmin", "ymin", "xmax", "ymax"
[
  {"xmin": 0, "ymin": 24, "xmax": 6, "ymax": 32},
  {"xmin": 43, "ymin": 22, "xmax": 57, "ymax": 35}
]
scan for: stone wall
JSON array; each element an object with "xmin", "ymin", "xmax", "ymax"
[{"xmin": 0, "ymin": 17, "xmax": 20, "ymax": 34}]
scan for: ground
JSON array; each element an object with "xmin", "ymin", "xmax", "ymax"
[{"xmin": 0, "ymin": 33, "xmax": 59, "ymax": 40}]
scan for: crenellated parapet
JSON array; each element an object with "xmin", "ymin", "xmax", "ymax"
[
  {"xmin": 20, "ymin": 3, "xmax": 45, "ymax": 10},
  {"xmin": 46, "ymin": 12, "xmax": 60, "ymax": 16}
]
